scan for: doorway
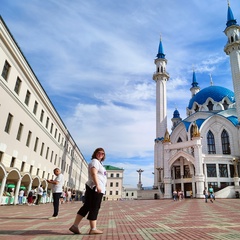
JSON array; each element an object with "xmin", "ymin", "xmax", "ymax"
[{"xmin": 184, "ymin": 183, "xmax": 192, "ymax": 198}]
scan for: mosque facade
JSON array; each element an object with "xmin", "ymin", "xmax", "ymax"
[{"xmin": 153, "ymin": 4, "xmax": 240, "ymax": 198}]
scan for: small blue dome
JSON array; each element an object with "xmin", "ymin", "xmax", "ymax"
[
  {"xmin": 188, "ymin": 86, "xmax": 235, "ymax": 109},
  {"xmin": 173, "ymin": 109, "xmax": 180, "ymax": 118}
]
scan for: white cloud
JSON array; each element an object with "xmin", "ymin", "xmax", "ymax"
[{"xmin": 2, "ymin": 0, "xmax": 237, "ymax": 187}]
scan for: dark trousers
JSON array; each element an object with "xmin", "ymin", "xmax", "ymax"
[
  {"xmin": 77, "ymin": 185, "xmax": 103, "ymax": 220},
  {"xmin": 52, "ymin": 192, "xmax": 61, "ymax": 217},
  {"xmin": 36, "ymin": 194, "xmax": 42, "ymax": 205}
]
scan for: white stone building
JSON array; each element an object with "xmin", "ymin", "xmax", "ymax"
[
  {"xmin": 153, "ymin": 4, "xmax": 240, "ymax": 199},
  {"xmin": 0, "ymin": 15, "xmax": 88, "ymax": 205},
  {"xmin": 105, "ymin": 165, "xmax": 124, "ymax": 200}
]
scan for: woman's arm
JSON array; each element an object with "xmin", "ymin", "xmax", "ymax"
[{"xmin": 90, "ymin": 167, "xmax": 101, "ymax": 193}]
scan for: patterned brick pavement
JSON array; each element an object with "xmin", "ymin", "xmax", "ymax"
[{"xmin": 0, "ymin": 199, "xmax": 240, "ymax": 240}]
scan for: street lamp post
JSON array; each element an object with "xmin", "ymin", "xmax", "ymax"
[{"xmin": 136, "ymin": 169, "xmax": 144, "ymax": 190}]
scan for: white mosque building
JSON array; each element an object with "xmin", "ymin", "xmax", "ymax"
[{"xmin": 153, "ymin": 3, "xmax": 240, "ymax": 199}]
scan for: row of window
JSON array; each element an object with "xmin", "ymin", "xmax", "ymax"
[
  {"xmin": 206, "ymin": 163, "xmax": 236, "ymax": 178},
  {"xmin": 177, "ymin": 128, "xmax": 232, "ymax": 155},
  {"xmin": 0, "ymin": 152, "xmax": 53, "ymax": 180},
  {"xmin": 3, "ymin": 112, "xmax": 78, "ymax": 176},
  {"xmin": 173, "ymin": 163, "xmax": 238, "ymax": 179},
  {"xmin": 108, "ymin": 191, "xmax": 119, "ymax": 195},
  {"xmin": 173, "ymin": 165, "xmax": 191, "ymax": 179},
  {"xmin": 5, "ymin": 112, "xmax": 58, "ymax": 162},
  {"xmin": 194, "ymin": 100, "xmax": 229, "ymax": 112},
  {"xmin": 207, "ymin": 129, "xmax": 231, "ymax": 154},
  {"xmin": 1, "ymin": 59, "xmax": 81, "ymax": 161},
  {"xmin": 109, "ymin": 173, "xmax": 120, "ymax": 178},
  {"xmin": 0, "ymin": 151, "xmax": 77, "ymax": 189},
  {"xmin": 125, "ymin": 192, "xmax": 135, "ymax": 197},
  {"xmin": 1, "ymin": 60, "xmax": 74, "ymax": 156},
  {"xmin": 109, "ymin": 182, "xmax": 119, "ymax": 187}
]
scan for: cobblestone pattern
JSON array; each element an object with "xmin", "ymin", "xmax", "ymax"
[{"xmin": 0, "ymin": 199, "xmax": 240, "ymax": 240}]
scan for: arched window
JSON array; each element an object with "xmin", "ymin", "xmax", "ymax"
[
  {"xmin": 195, "ymin": 105, "xmax": 199, "ymax": 112},
  {"xmin": 190, "ymin": 125, "xmax": 194, "ymax": 139},
  {"xmin": 221, "ymin": 129, "xmax": 231, "ymax": 154},
  {"xmin": 223, "ymin": 100, "xmax": 229, "ymax": 110},
  {"xmin": 207, "ymin": 101, "xmax": 213, "ymax": 111},
  {"xmin": 207, "ymin": 130, "xmax": 216, "ymax": 154},
  {"xmin": 177, "ymin": 137, "xmax": 182, "ymax": 142}
]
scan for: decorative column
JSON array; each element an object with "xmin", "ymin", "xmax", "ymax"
[
  {"xmin": 14, "ymin": 178, "xmax": 21, "ymax": 205},
  {"xmin": 156, "ymin": 167, "xmax": 164, "ymax": 197},
  {"xmin": 232, "ymin": 158, "xmax": 239, "ymax": 187},
  {"xmin": 163, "ymin": 139, "xmax": 172, "ymax": 199},
  {"xmin": 0, "ymin": 175, "xmax": 7, "ymax": 204},
  {"xmin": 137, "ymin": 169, "xmax": 144, "ymax": 190},
  {"xmin": 193, "ymin": 139, "xmax": 204, "ymax": 198}
]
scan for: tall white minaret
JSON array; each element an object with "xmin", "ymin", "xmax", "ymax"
[
  {"xmin": 224, "ymin": 2, "xmax": 240, "ymax": 124},
  {"xmin": 152, "ymin": 38, "xmax": 169, "ymax": 188}
]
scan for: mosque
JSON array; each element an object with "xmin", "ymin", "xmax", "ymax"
[{"xmin": 153, "ymin": 3, "xmax": 240, "ymax": 198}]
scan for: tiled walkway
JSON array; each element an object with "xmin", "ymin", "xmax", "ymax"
[{"xmin": 0, "ymin": 198, "xmax": 240, "ymax": 240}]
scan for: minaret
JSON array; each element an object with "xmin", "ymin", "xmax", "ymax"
[
  {"xmin": 224, "ymin": 2, "xmax": 240, "ymax": 124},
  {"xmin": 190, "ymin": 70, "xmax": 200, "ymax": 97},
  {"xmin": 153, "ymin": 38, "xmax": 170, "ymax": 188},
  {"xmin": 171, "ymin": 108, "xmax": 182, "ymax": 130}
]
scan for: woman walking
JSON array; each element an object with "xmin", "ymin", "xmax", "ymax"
[{"xmin": 69, "ymin": 148, "xmax": 107, "ymax": 235}]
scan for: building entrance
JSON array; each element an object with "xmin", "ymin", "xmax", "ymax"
[{"xmin": 184, "ymin": 183, "xmax": 192, "ymax": 198}]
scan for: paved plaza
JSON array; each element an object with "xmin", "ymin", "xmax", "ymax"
[{"xmin": 0, "ymin": 198, "xmax": 240, "ymax": 240}]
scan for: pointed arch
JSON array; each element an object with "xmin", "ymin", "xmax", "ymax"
[
  {"xmin": 207, "ymin": 101, "xmax": 213, "ymax": 111},
  {"xmin": 207, "ymin": 130, "xmax": 216, "ymax": 154},
  {"xmin": 177, "ymin": 137, "xmax": 182, "ymax": 142},
  {"xmin": 194, "ymin": 105, "xmax": 199, "ymax": 112},
  {"xmin": 190, "ymin": 125, "xmax": 194, "ymax": 139},
  {"xmin": 223, "ymin": 100, "xmax": 229, "ymax": 110},
  {"xmin": 221, "ymin": 129, "xmax": 231, "ymax": 154},
  {"xmin": 168, "ymin": 150, "xmax": 195, "ymax": 169}
]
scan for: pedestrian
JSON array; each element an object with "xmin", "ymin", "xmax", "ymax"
[
  {"xmin": 190, "ymin": 190, "xmax": 193, "ymax": 198},
  {"xmin": 61, "ymin": 190, "xmax": 66, "ymax": 203},
  {"xmin": 178, "ymin": 190, "xmax": 183, "ymax": 201},
  {"xmin": 47, "ymin": 168, "xmax": 64, "ymax": 219},
  {"xmin": 67, "ymin": 188, "xmax": 72, "ymax": 203},
  {"xmin": 27, "ymin": 189, "xmax": 34, "ymax": 206},
  {"xmin": 42, "ymin": 190, "xmax": 47, "ymax": 204},
  {"xmin": 173, "ymin": 190, "xmax": 177, "ymax": 201},
  {"xmin": 18, "ymin": 189, "xmax": 24, "ymax": 205},
  {"xmin": 69, "ymin": 148, "xmax": 107, "ymax": 235},
  {"xmin": 209, "ymin": 185, "xmax": 215, "ymax": 203},
  {"xmin": 36, "ymin": 185, "xmax": 43, "ymax": 205},
  {"xmin": 72, "ymin": 190, "xmax": 76, "ymax": 203},
  {"xmin": 203, "ymin": 187, "xmax": 209, "ymax": 203}
]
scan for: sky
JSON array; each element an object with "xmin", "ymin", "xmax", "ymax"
[{"xmin": 1, "ymin": 0, "xmax": 238, "ymax": 188}]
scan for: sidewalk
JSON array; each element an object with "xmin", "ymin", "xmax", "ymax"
[{"xmin": 0, "ymin": 198, "xmax": 240, "ymax": 240}]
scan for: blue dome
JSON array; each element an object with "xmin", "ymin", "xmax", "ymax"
[
  {"xmin": 173, "ymin": 109, "xmax": 180, "ymax": 118},
  {"xmin": 188, "ymin": 86, "xmax": 235, "ymax": 109}
]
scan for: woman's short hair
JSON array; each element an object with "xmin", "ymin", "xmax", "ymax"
[{"xmin": 91, "ymin": 147, "xmax": 106, "ymax": 161}]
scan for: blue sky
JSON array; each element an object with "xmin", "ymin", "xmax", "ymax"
[{"xmin": 1, "ymin": 0, "xmax": 237, "ymax": 187}]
